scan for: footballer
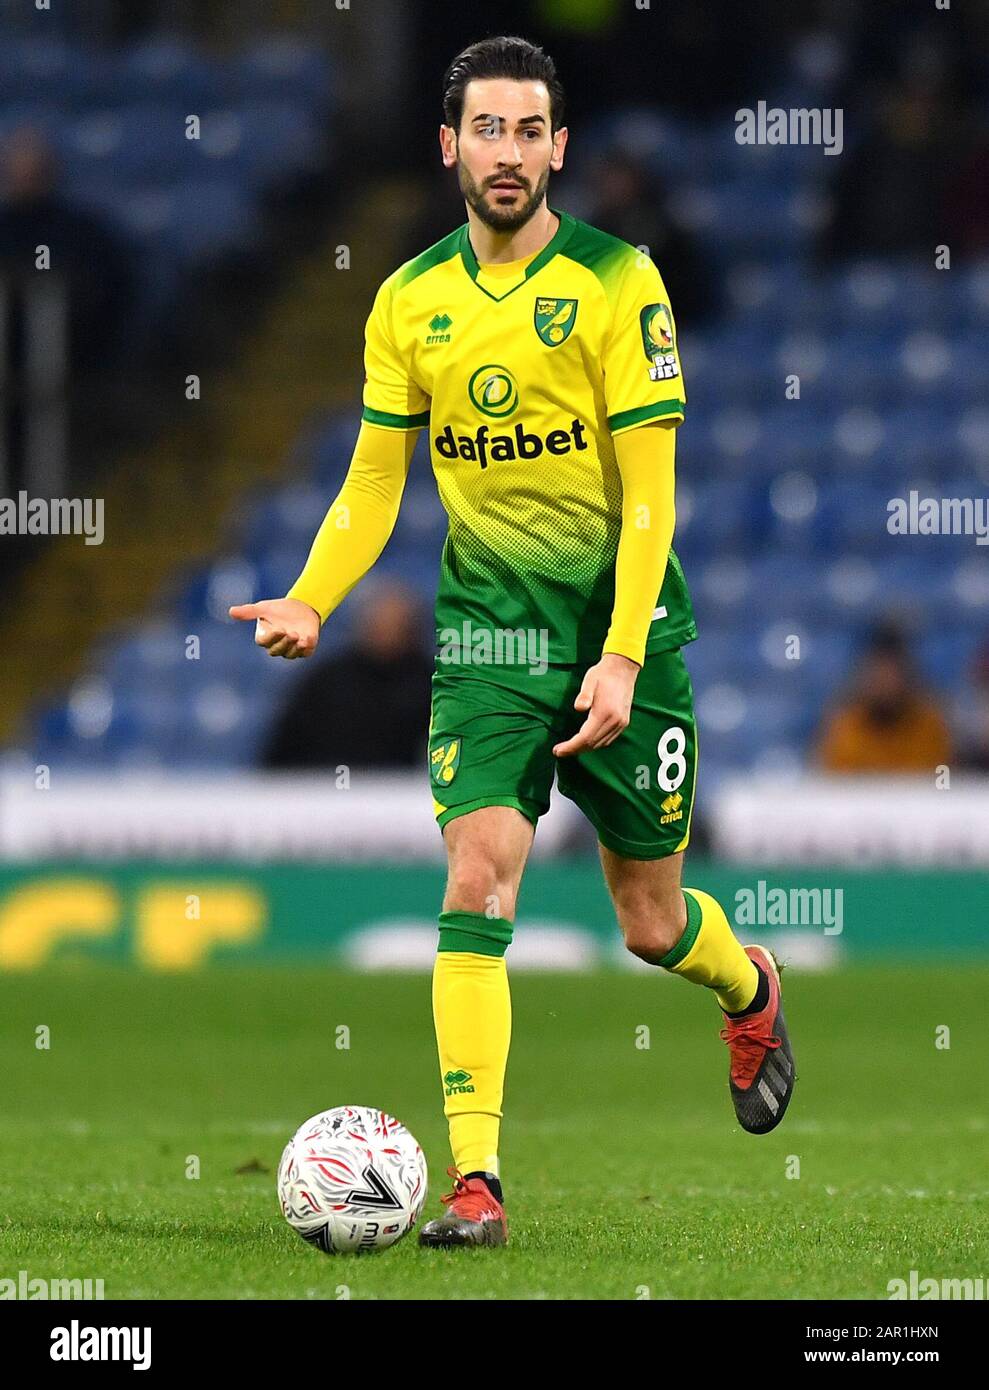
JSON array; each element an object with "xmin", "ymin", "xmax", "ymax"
[{"xmin": 232, "ymin": 35, "xmax": 796, "ymax": 1248}]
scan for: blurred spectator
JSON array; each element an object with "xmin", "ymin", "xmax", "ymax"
[
  {"xmin": 944, "ymin": 135, "xmax": 989, "ymax": 258},
  {"xmin": 262, "ymin": 579, "xmax": 433, "ymax": 770},
  {"xmin": 586, "ymin": 153, "xmax": 717, "ymax": 328},
  {"xmin": 0, "ymin": 126, "xmax": 136, "ymax": 374},
  {"xmin": 952, "ymin": 641, "xmax": 989, "ymax": 773},
  {"xmin": 817, "ymin": 70, "xmax": 962, "ymax": 262},
  {"xmin": 815, "ymin": 623, "xmax": 952, "ymax": 774}
]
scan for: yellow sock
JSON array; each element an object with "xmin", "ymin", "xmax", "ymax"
[
  {"xmin": 432, "ymin": 911, "xmax": 513, "ymax": 1176},
  {"xmin": 660, "ymin": 888, "xmax": 758, "ymax": 1013}
]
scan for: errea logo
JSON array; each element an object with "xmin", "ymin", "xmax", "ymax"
[{"xmin": 426, "ymin": 313, "xmax": 452, "ymax": 344}]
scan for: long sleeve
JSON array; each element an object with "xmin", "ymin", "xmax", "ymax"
[
  {"xmin": 286, "ymin": 421, "xmax": 418, "ymax": 621},
  {"xmin": 602, "ymin": 420, "xmax": 678, "ymax": 667}
]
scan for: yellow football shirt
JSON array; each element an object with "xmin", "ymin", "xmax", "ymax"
[{"xmin": 363, "ymin": 207, "xmax": 695, "ymax": 664}]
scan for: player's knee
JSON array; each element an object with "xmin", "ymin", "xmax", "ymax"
[
  {"xmin": 615, "ymin": 891, "xmax": 687, "ymax": 963},
  {"xmin": 444, "ymin": 866, "xmax": 517, "ymax": 922}
]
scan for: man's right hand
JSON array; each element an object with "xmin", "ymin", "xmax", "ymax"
[{"xmin": 228, "ymin": 598, "xmax": 321, "ymax": 659}]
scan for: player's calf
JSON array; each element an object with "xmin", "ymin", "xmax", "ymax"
[{"xmin": 604, "ymin": 849, "xmax": 688, "ymax": 964}]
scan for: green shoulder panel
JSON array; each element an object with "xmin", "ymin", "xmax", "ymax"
[{"xmin": 558, "ymin": 216, "xmax": 640, "ymax": 297}]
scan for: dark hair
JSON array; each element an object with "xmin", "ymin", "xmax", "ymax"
[{"xmin": 442, "ymin": 35, "xmax": 565, "ymax": 133}]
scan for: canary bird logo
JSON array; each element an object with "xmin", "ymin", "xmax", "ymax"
[
  {"xmin": 430, "ymin": 738, "xmax": 462, "ymax": 785},
  {"xmin": 534, "ymin": 297, "xmax": 578, "ymax": 346}
]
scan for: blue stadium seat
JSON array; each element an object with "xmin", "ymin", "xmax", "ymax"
[
  {"xmin": 236, "ymin": 37, "xmax": 335, "ymax": 110},
  {"xmin": 80, "ymin": 103, "xmax": 195, "ymax": 185},
  {"xmin": 236, "ymin": 483, "xmax": 329, "ymax": 553},
  {"xmin": 685, "ymin": 181, "xmax": 808, "ymax": 262},
  {"xmin": 130, "ymin": 179, "xmax": 258, "ymax": 262},
  {"xmin": 917, "ymin": 630, "xmax": 981, "ymax": 689},
  {"xmin": 0, "ymin": 38, "xmax": 103, "ymax": 108},
  {"xmin": 196, "ymin": 104, "xmax": 321, "ymax": 188},
  {"xmin": 308, "ymin": 413, "xmax": 364, "ymax": 484},
  {"xmin": 117, "ymin": 35, "xmax": 223, "ymax": 110}
]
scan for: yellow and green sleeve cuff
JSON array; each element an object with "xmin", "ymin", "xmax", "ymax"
[
  {"xmin": 608, "ymin": 399, "xmax": 685, "ymax": 435},
  {"xmin": 362, "ymin": 405, "xmax": 430, "ymax": 431}
]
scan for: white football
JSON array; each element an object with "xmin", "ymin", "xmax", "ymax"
[{"xmin": 277, "ymin": 1105, "xmax": 428, "ymax": 1253}]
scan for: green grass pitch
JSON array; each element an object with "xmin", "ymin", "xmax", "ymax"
[{"xmin": 1, "ymin": 963, "xmax": 986, "ymax": 1300}]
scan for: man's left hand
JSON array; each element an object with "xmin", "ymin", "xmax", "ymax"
[{"xmin": 552, "ymin": 652, "xmax": 640, "ymax": 758}]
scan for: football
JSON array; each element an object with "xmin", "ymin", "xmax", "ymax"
[{"xmin": 277, "ymin": 1105, "xmax": 428, "ymax": 1253}]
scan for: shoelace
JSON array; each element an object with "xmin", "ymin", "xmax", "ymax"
[
  {"xmin": 439, "ymin": 1166, "xmax": 499, "ymax": 1221},
  {"xmin": 720, "ymin": 1014, "xmax": 782, "ymax": 1085}
]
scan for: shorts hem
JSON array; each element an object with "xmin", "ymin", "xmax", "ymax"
[
  {"xmin": 435, "ymin": 795, "xmax": 544, "ymax": 831},
  {"xmin": 559, "ymin": 785, "xmax": 689, "ymax": 860}
]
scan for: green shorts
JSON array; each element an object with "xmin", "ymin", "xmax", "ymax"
[{"xmin": 427, "ymin": 648, "xmax": 698, "ymax": 860}]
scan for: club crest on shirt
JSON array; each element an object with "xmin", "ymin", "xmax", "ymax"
[
  {"xmin": 534, "ymin": 296, "xmax": 578, "ymax": 346},
  {"xmin": 640, "ymin": 302, "xmax": 680, "ymax": 380},
  {"xmin": 430, "ymin": 737, "xmax": 462, "ymax": 786}
]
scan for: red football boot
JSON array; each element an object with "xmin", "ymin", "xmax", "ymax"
[
  {"xmin": 417, "ymin": 1167, "xmax": 508, "ymax": 1248},
  {"xmin": 720, "ymin": 945, "xmax": 796, "ymax": 1134}
]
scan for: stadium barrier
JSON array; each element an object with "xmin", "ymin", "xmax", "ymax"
[
  {"xmin": 4, "ymin": 773, "xmax": 989, "ymax": 865},
  {"xmin": 0, "ymin": 861, "xmax": 984, "ymax": 971}
]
